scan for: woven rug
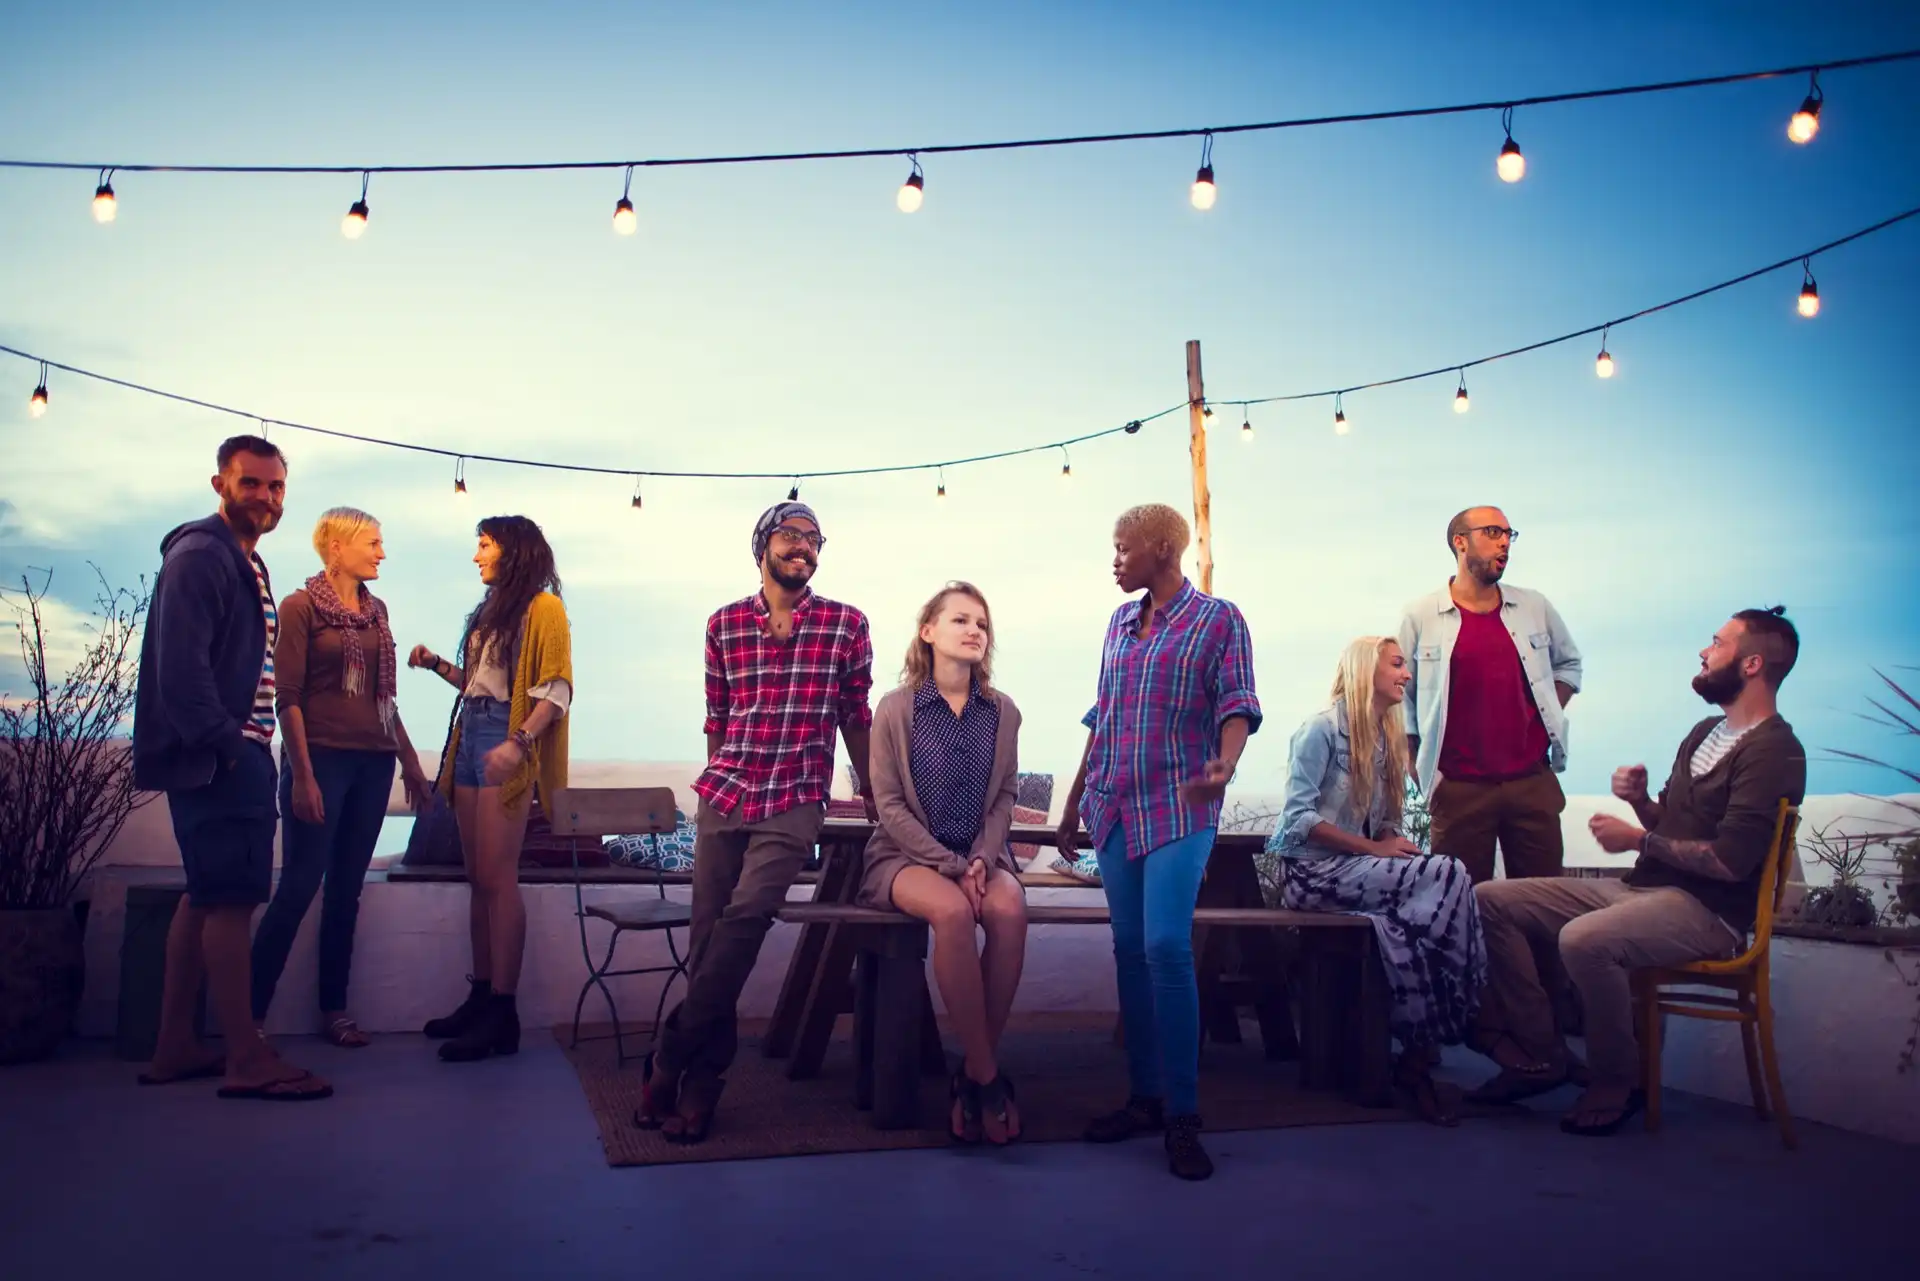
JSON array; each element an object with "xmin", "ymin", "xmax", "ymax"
[{"xmin": 556, "ymin": 1012, "xmax": 1424, "ymax": 1167}]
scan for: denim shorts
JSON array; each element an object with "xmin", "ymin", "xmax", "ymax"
[
  {"xmin": 453, "ymin": 697, "xmax": 511, "ymax": 788},
  {"xmin": 167, "ymin": 740, "xmax": 278, "ymax": 908}
]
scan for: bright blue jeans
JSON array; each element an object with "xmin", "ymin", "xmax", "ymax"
[{"xmin": 1095, "ymin": 824, "xmax": 1215, "ymax": 1117}]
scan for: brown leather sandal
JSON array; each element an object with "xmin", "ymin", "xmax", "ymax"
[
  {"xmin": 633, "ymin": 1052, "xmax": 680, "ymax": 1131},
  {"xmin": 323, "ymin": 1018, "xmax": 371, "ymax": 1049}
]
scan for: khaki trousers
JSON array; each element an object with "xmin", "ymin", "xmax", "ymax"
[
  {"xmin": 1474, "ymin": 877, "xmax": 1737, "ymax": 1089},
  {"xmin": 1429, "ymin": 764, "xmax": 1567, "ymax": 885},
  {"xmin": 655, "ymin": 799, "xmax": 824, "ymax": 1086}
]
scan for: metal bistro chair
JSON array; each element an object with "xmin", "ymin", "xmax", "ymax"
[
  {"xmin": 551, "ymin": 787, "xmax": 694, "ymax": 1066},
  {"xmin": 1633, "ymin": 797, "xmax": 1801, "ymax": 1149}
]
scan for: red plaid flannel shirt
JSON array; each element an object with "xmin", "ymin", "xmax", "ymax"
[{"xmin": 694, "ymin": 588, "xmax": 874, "ymax": 822}]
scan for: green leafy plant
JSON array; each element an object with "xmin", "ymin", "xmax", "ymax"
[{"xmin": 1797, "ymin": 821, "xmax": 1880, "ymax": 928}]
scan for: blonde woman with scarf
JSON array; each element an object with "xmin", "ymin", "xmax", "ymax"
[
  {"xmin": 251, "ymin": 507, "xmax": 434, "ymax": 1046},
  {"xmin": 1265, "ymin": 635, "xmax": 1486, "ymax": 1125}
]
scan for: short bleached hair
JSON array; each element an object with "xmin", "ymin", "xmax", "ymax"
[
  {"xmin": 1114, "ymin": 503, "xmax": 1190, "ymax": 558},
  {"xmin": 312, "ymin": 506, "xmax": 380, "ymax": 564}
]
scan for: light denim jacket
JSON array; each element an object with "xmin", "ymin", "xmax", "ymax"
[
  {"xmin": 1396, "ymin": 582, "xmax": 1583, "ymax": 795},
  {"xmin": 1264, "ymin": 702, "xmax": 1401, "ymax": 859}
]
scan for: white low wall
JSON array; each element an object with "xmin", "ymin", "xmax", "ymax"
[
  {"xmin": 76, "ymin": 868, "xmax": 1120, "ymax": 1041},
  {"xmin": 76, "ymin": 867, "xmax": 1919, "ymax": 1145},
  {"xmin": 1652, "ymin": 936, "xmax": 1920, "ymax": 1144}
]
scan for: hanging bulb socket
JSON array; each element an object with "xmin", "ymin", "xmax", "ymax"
[
  {"xmin": 936, "ymin": 467, "xmax": 947, "ymax": 499},
  {"xmin": 342, "ymin": 172, "xmax": 371, "ymax": 240},
  {"xmin": 631, "ymin": 478, "xmax": 643, "ymax": 510},
  {"xmin": 613, "ymin": 166, "xmax": 638, "ymax": 234},
  {"xmin": 1789, "ymin": 72, "xmax": 1823, "ymax": 145},
  {"xmin": 1240, "ymin": 409, "xmax": 1253, "ymax": 442},
  {"xmin": 1059, "ymin": 446, "xmax": 1072, "ymax": 480},
  {"xmin": 1453, "ymin": 373, "xmax": 1470, "ymax": 414},
  {"xmin": 453, "ymin": 457, "xmax": 467, "ymax": 495},
  {"xmin": 789, "ymin": 481, "xmax": 801, "ymax": 502},
  {"xmin": 1595, "ymin": 326, "xmax": 1614, "ymax": 378},
  {"xmin": 1797, "ymin": 260, "xmax": 1820, "ymax": 317},
  {"xmin": 1190, "ymin": 132, "xmax": 1217, "ymax": 210},
  {"xmin": 897, "ymin": 156, "xmax": 925, "ymax": 213},
  {"xmin": 1496, "ymin": 107, "xmax": 1525, "ymax": 183},
  {"xmin": 30, "ymin": 363, "xmax": 50, "ymax": 418},
  {"xmin": 1333, "ymin": 394, "xmax": 1348, "ymax": 435},
  {"xmin": 92, "ymin": 169, "xmax": 117, "ymax": 224}
]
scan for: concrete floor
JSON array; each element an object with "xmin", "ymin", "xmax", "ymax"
[{"xmin": 1, "ymin": 1034, "xmax": 1911, "ymax": 1281}]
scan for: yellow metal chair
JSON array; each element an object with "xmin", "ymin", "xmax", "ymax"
[{"xmin": 1632, "ymin": 797, "xmax": 1800, "ymax": 1149}]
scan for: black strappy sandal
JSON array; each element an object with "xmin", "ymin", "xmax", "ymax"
[
  {"xmin": 950, "ymin": 1071, "xmax": 983, "ymax": 1144},
  {"xmin": 978, "ymin": 1074, "xmax": 1020, "ymax": 1145}
]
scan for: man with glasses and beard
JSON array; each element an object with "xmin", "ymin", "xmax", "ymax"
[
  {"xmin": 1398, "ymin": 506, "xmax": 1584, "ymax": 884},
  {"xmin": 1468, "ymin": 608, "xmax": 1807, "ymax": 1137},
  {"xmin": 131, "ymin": 435, "xmax": 332, "ymax": 1100},
  {"xmin": 638, "ymin": 499, "xmax": 878, "ymax": 1144}
]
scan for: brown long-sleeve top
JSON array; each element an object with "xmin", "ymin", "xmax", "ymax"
[{"xmin": 273, "ymin": 588, "xmax": 400, "ymax": 754}]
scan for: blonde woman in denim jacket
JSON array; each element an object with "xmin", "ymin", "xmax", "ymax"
[{"xmin": 1266, "ymin": 636, "xmax": 1486, "ymax": 1125}]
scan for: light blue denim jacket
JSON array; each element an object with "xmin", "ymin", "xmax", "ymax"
[
  {"xmin": 1396, "ymin": 582, "xmax": 1583, "ymax": 795},
  {"xmin": 1264, "ymin": 702, "xmax": 1400, "ymax": 859}
]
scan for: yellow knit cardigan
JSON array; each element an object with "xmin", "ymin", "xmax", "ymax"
[{"xmin": 435, "ymin": 591, "xmax": 571, "ymax": 812}]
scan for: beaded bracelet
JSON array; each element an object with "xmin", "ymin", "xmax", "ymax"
[{"xmin": 511, "ymin": 728, "xmax": 536, "ymax": 754}]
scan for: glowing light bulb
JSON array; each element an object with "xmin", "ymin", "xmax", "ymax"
[
  {"xmin": 1595, "ymin": 350, "xmax": 1614, "ymax": 378},
  {"xmin": 454, "ymin": 478, "xmax": 467, "ymax": 495},
  {"xmin": 92, "ymin": 181, "xmax": 117, "ymax": 223},
  {"xmin": 612, "ymin": 197, "xmax": 637, "ymax": 235},
  {"xmin": 1334, "ymin": 408, "xmax": 1349, "ymax": 435},
  {"xmin": 1497, "ymin": 138, "xmax": 1525, "ymax": 183},
  {"xmin": 342, "ymin": 199, "xmax": 369, "ymax": 239},
  {"xmin": 1798, "ymin": 280, "xmax": 1820, "ymax": 317},
  {"xmin": 1190, "ymin": 164, "xmax": 1216, "ymax": 210},
  {"xmin": 937, "ymin": 482, "xmax": 947, "ymax": 499},
  {"xmin": 1060, "ymin": 462, "xmax": 1072, "ymax": 481},
  {"xmin": 1240, "ymin": 416, "xmax": 1253, "ymax": 442},
  {"xmin": 1454, "ymin": 386, "xmax": 1470, "ymax": 414},
  {"xmin": 897, "ymin": 171, "xmax": 924, "ymax": 213},
  {"xmin": 1788, "ymin": 97, "xmax": 1821, "ymax": 145},
  {"xmin": 30, "ymin": 384, "xmax": 49, "ymax": 417}
]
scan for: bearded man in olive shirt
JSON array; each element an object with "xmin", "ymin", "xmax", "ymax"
[{"xmin": 1469, "ymin": 608, "xmax": 1806, "ymax": 1137}]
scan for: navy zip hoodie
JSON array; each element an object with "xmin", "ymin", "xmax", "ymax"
[{"xmin": 131, "ymin": 513, "xmax": 272, "ymax": 792}]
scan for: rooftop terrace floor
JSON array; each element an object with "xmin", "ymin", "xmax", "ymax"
[{"xmin": 1, "ymin": 1033, "xmax": 1911, "ymax": 1280}]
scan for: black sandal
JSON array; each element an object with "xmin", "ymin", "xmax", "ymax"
[
  {"xmin": 1561, "ymin": 1089, "xmax": 1645, "ymax": 1137},
  {"xmin": 950, "ymin": 1071, "xmax": 983, "ymax": 1144},
  {"xmin": 978, "ymin": 1074, "xmax": 1019, "ymax": 1145}
]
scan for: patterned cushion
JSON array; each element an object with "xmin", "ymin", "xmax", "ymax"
[{"xmin": 604, "ymin": 809, "xmax": 698, "ymax": 872}]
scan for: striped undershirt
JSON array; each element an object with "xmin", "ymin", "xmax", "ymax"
[
  {"xmin": 240, "ymin": 555, "xmax": 278, "ymax": 746},
  {"xmin": 1688, "ymin": 717, "xmax": 1750, "ymax": 778}
]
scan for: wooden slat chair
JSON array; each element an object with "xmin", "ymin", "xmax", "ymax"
[
  {"xmin": 1632, "ymin": 797, "xmax": 1801, "ymax": 1149},
  {"xmin": 550, "ymin": 787, "xmax": 694, "ymax": 1066}
]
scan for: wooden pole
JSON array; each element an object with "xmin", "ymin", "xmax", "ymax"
[{"xmin": 1186, "ymin": 339, "xmax": 1213, "ymax": 593}]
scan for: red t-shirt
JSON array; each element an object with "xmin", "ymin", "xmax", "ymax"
[{"xmin": 1438, "ymin": 601, "xmax": 1549, "ymax": 782}]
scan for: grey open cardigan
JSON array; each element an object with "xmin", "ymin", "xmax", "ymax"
[{"xmin": 855, "ymin": 682, "xmax": 1023, "ymax": 909}]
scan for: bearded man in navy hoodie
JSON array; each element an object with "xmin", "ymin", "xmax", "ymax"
[{"xmin": 131, "ymin": 436, "xmax": 331, "ymax": 1100}]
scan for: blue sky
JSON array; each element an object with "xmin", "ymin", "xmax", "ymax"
[{"xmin": 3, "ymin": 0, "xmax": 1918, "ymax": 809}]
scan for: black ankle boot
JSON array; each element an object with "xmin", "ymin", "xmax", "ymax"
[
  {"xmin": 1084, "ymin": 1095, "xmax": 1165, "ymax": 1143},
  {"xmin": 1164, "ymin": 1114, "xmax": 1213, "ymax": 1181},
  {"xmin": 439, "ymin": 994, "xmax": 520, "ymax": 1062},
  {"xmin": 424, "ymin": 976, "xmax": 492, "ymax": 1039}
]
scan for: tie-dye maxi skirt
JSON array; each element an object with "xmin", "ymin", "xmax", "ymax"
[{"xmin": 1280, "ymin": 852, "xmax": 1487, "ymax": 1048}]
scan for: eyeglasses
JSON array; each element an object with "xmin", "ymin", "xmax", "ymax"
[
  {"xmin": 772, "ymin": 525, "xmax": 825, "ymax": 550},
  {"xmin": 1467, "ymin": 525, "xmax": 1519, "ymax": 542}
]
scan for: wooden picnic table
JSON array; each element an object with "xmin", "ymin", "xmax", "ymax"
[{"xmin": 763, "ymin": 818, "xmax": 1325, "ymax": 1089}]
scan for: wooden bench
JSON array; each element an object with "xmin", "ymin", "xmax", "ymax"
[{"xmin": 774, "ymin": 899, "xmax": 1389, "ymax": 1130}]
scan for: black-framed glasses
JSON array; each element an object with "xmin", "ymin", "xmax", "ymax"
[
  {"xmin": 772, "ymin": 524, "xmax": 825, "ymax": 550},
  {"xmin": 1468, "ymin": 525, "xmax": 1519, "ymax": 542}
]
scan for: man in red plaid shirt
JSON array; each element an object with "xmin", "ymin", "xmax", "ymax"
[{"xmin": 642, "ymin": 499, "xmax": 876, "ymax": 1143}]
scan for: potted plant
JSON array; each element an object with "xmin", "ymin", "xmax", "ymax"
[{"xmin": 0, "ymin": 569, "xmax": 150, "ymax": 1064}]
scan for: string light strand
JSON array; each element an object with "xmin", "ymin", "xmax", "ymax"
[
  {"xmin": 4, "ymin": 50, "xmax": 1913, "ymax": 178},
  {"xmin": 1230, "ymin": 203, "xmax": 1920, "ymax": 408}
]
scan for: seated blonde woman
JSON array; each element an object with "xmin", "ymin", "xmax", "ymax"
[
  {"xmin": 856, "ymin": 582, "xmax": 1027, "ymax": 1145},
  {"xmin": 1266, "ymin": 635, "xmax": 1486, "ymax": 1126}
]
